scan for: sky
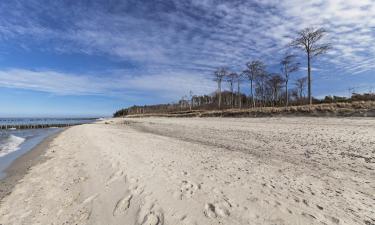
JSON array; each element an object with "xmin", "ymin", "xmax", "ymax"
[{"xmin": 0, "ymin": 0, "xmax": 374, "ymax": 117}]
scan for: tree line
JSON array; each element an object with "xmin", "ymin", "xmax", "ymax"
[
  {"xmin": 213, "ymin": 27, "xmax": 330, "ymax": 109},
  {"xmin": 113, "ymin": 27, "xmax": 374, "ymax": 117},
  {"xmin": 113, "ymin": 91, "xmax": 375, "ymax": 117}
]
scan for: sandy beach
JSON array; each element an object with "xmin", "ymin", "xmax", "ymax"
[
  {"xmin": 0, "ymin": 130, "xmax": 63, "ymax": 201},
  {"xmin": 0, "ymin": 117, "xmax": 374, "ymax": 225}
]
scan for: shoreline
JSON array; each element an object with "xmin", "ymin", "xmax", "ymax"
[{"xmin": 0, "ymin": 129, "xmax": 64, "ymax": 202}]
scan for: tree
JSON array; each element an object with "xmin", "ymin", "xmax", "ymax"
[
  {"xmin": 290, "ymin": 27, "xmax": 330, "ymax": 105},
  {"xmin": 267, "ymin": 73, "xmax": 285, "ymax": 106},
  {"xmin": 237, "ymin": 71, "xmax": 246, "ymax": 108},
  {"xmin": 189, "ymin": 90, "xmax": 193, "ymax": 110},
  {"xmin": 179, "ymin": 95, "xmax": 189, "ymax": 109},
  {"xmin": 226, "ymin": 72, "xmax": 237, "ymax": 108},
  {"xmin": 295, "ymin": 77, "xmax": 307, "ymax": 103},
  {"xmin": 281, "ymin": 53, "xmax": 299, "ymax": 107},
  {"xmin": 213, "ymin": 67, "xmax": 227, "ymax": 109},
  {"xmin": 245, "ymin": 60, "xmax": 266, "ymax": 107},
  {"xmin": 255, "ymin": 71, "xmax": 269, "ymax": 107}
]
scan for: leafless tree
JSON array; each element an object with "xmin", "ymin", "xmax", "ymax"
[
  {"xmin": 189, "ymin": 90, "xmax": 193, "ymax": 110},
  {"xmin": 179, "ymin": 95, "xmax": 189, "ymax": 109},
  {"xmin": 255, "ymin": 71, "xmax": 269, "ymax": 107},
  {"xmin": 237, "ymin": 71, "xmax": 246, "ymax": 108},
  {"xmin": 295, "ymin": 77, "xmax": 307, "ymax": 103},
  {"xmin": 281, "ymin": 53, "xmax": 299, "ymax": 107},
  {"xmin": 290, "ymin": 27, "xmax": 330, "ymax": 105},
  {"xmin": 348, "ymin": 87, "xmax": 356, "ymax": 98},
  {"xmin": 213, "ymin": 67, "xmax": 228, "ymax": 109},
  {"xmin": 267, "ymin": 73, "xmax": 285, "ymax": 106},
  {"xmin": 290, "ymin": 88, "xmax": 299, "ymax": 102},
  {"xmin": 245, "ymin": 60, "xmax": 266, "ymax": 107},
  {"xmin": 226, "ymin": 72, "xmax": 237, "ymax": 108}
]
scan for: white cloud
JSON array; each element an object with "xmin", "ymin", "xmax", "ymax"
[
  {"xmin": 0, "ymin": 69, "xmax": 215, "ymax": 100},
  {"xmin": 0, "ymin": 0, "xmax": 374, "ymax": 98},
  {"xmin": 0, "ymin": 69, "xmax": 109, "ymax": 95}
]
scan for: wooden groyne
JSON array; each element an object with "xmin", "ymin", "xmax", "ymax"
[{"xmin": 0, "ymin": 123, "xmax": 80, "ymax": 130}]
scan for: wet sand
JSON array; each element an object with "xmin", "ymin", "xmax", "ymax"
[{"xmin": 0, "ymin": 131, "xmax": 62, "ymax": 201}]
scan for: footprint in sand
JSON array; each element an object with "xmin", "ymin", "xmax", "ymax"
[
  {"xmin": 82, "ymin": 194, "xmax": 99, "ymax": 204},
  {"xmin": 204, "ymin": 203, "xmax": 217, "ymax": 218},
  {"xmin": 113, "ymin": 194, "xmax": 133, "ymax": 216},
  {"xmin": 106, "ymin": 170, "xmax": 127, "ymax": 186},
  {"xmin": 203, "ymin": 202, "xmax": 230, "ymax": 218},
  {"xmin": 141, "ymin": 212, "xmax": 164, "ymax": 225},
  {"xmin": 129, "ymin": 182, "xmax": 144, "ymax": 195},
  {"xmin": 137, "ymin": 200, "xmax": 164, "ymax": 225},
  {"xmin": 177, "ymin": 180, "xmax": 201, "ymax": 199},
  {"xmin": 69, "ymin": 206, "xmax": 92, "ymax": 224}
]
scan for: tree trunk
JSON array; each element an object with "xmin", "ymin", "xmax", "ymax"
[
  {"xmin": 218, "ymin": 81, "xmax": 222, "ymax": 109},
  {"xmin": 285, "ymin": 79, "xmax": 289, "ymax": 107},
  {"xmin": 238, "ymin": 81, "xmax": 241, "ymax": 109},
  {"xmin": 250, "ymin": 79, "xmax": 254, "ymax": 108},
  {"xmin": 231, "ymin": 83, "xmax": 234, "ymax": 108},
  {"xmin": 307, "ymin": 51, "xmax": 312, "ymax": 105}
]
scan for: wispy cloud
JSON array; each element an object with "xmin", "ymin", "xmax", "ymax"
[
  {"xmin": 0, "ymin": 69, "xmax": 111, "ymax": 95},
  {"xmin": 0, "ymin": 69, "xmax": 214, "ymax": 100},
  {"xmin": 0, "ymin": 0, "xmax": 374, "ymax": 97}
]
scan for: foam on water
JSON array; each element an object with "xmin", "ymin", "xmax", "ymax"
[
  {"xmin": 0, "ymin": 117, "xmax": 96, "ymax": 179},
  {"xmin": 0, "ymin": 128, "xmax": 63, "ymax": 179},
  {"xmin": 0, "ymin": 134, "xmax": 26, "ymax": 157}
]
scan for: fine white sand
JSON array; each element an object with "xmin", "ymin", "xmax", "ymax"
[{"xmin": 0, "ymin": 117, "xmax": 374, "ymax": 225}]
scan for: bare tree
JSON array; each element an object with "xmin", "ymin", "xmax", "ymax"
[
  {"xmin": 290, "ymin": 27, "xmax": 330, "ymax": 105},
  {"xmin": 226, "ymin": 72, "xmax": 237, "ymax": 108},
  {"xmin": 189, "ymin": 90, "xmax": 193, "ymax": 110},
  {"xmin": 213, "ymin": 67, "xmax": 228, "ymax": 109},
  {"xmin": 255, "ymin": 71, "xmax": 269, "ymax": 107},
  {"xmin": 267, "ymin": 73, "xmax": 285, "ymax": 106},
  {"xmin": 237, "ymin": 71, "xmax": 246, "ymax": 109},
  {"xmin": 245, "ymin": 60, "xmax": 266, "ymax": 107},
  {"xmin": 179, "ymin": 95, "xmax": 189, "ymax": 109},
  {"xmin": 348, "ymin": 87, "xmax": 356, "ymax": 98},
  {"xmin": 281, "ymin": 53, "xmax": 299, "ymax": 107},
  {"xmin": 295, "ymin": 77, "xmax": 307, "ymax": 103}
]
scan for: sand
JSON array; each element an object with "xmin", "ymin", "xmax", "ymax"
[
  {"xmin": 0, "ymin": 117, "xmax": 374, "ymax": 225},
  {"xmin": 0, "ymin": 131, "xmax": 63, "ymax": 201}
]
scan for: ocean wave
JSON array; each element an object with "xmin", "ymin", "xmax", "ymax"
[{"xmin": 0, "ymin": 134, "xmax": 26, "ymax": 157}]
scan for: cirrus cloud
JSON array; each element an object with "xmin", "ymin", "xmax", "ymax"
[{"xmin": 0, "ymin": 0, "xmax": 374, "ymax": 98}]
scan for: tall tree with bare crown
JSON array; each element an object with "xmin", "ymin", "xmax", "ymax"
[
  {"xmin": 290, "ymin": 28, "xmax": 330, "ymax": 105},
  {"xmin": 226, "ymin": 72, "xmax": 237, "ymax": 108},
  {"xmin": 213, "ymin": 67, "xmax": 227, "ymax": 109},
  {"xmin": 245, "ymin": 60, "xmax": 266, "ymax": 107},
  {"xmin": 237, "ymin": 71, "xmax": 246, "ymax": 109},
  {"xmin": 281, "ymin": 53, "xmax": 299, "ymax": 107}
]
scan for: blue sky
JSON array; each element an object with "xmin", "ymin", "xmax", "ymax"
[{"xmin": 0, "ymin": 0, "xmax": 374, "ymax": 117}]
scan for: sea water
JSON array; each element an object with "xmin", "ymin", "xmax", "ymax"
[{"xmin": 0, "ymin": 118, "xmax": 96, "ymax": 179}]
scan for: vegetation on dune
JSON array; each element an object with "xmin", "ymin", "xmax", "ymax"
[{"xmin": 113, "ymin": 93, "xmax": 375, "ymax": 118}]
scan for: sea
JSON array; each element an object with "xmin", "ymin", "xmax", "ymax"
[{"xmin": 0, "ymin": 118, "xmax": 97, "ymax": 179}]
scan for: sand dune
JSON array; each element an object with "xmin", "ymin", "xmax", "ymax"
[{"xmin": 0, "ymin": 117, "xmax": 374, "ymax": 225}]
